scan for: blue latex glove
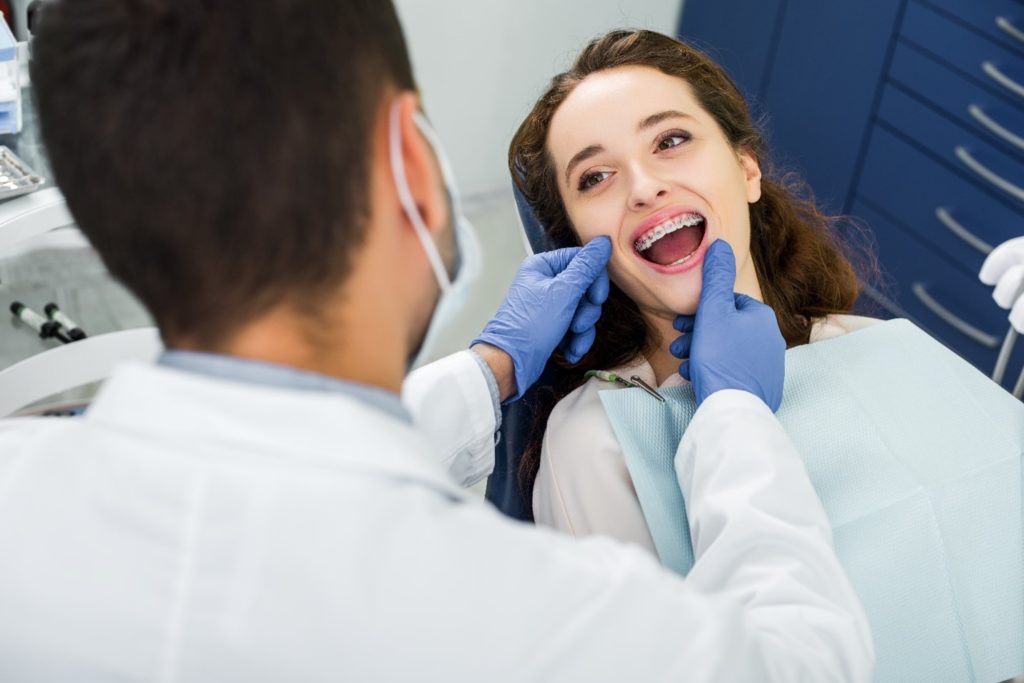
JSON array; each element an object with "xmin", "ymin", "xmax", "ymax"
[
  {"xmin": 668, "ymin": 240, "xmax": 786, "ymax": 411},
  {"xmin": 472, "ymin": 237, "xmax": 612, "ymax": 401}
]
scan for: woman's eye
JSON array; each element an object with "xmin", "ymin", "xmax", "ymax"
[
  {"xmin": 657, "ymin": 131, "xmax": 691, "ymax": 151},
  {"xmin": 578, "ymin": 170, "xmax": 610, "ymax": 192}
]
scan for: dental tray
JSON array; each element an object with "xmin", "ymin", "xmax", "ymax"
[{"xmin": 0, "ymin": 145, "xmax": 44, "ymax": 201}]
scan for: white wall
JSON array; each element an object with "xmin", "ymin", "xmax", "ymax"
[{"xmin": 394, "ymin": 0, "xmax": 682, "ymax": 200}]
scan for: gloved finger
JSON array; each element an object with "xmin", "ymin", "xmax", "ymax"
[
  {"xmin": 670, "ymin": 333, "xmax": 692, "ymax": 359},
  {"xmin": 733, "ymin": 293, "xmax": 762, "ymax": 310},
  {"xmin": 980, "ymin": 236, "xmax": 1024, "ymax": 285},
  {"xmin": 1011, "ymin": 294, "xmax": 1024, "ymax": 335},
  {"xmin": 555, "ymin": 237, "xmax": 612, "ymax": 292},
  {"xmin": 570, "ymin": 301, "xmax": 602, "ymax": 334},
  {"xmin": 585, "ymin": 265, "xmax": 610, "ymax": 305},
  {"xmin": 698, "ymin": 240, "xmax": 738, "ymax": 314},
  {"xmin": 993, "ymin": 264, "xmax": 1024, "ymax": 309},
  {"xmin": 673, "ymin": 314, "xmax": 695, "ymax": 333},
  {"xmin": 678, "ymin": 359, "xmax": 691, "ymax": 382},
  {"xmin": 564, "ymin": 327, "xmax": 596, "ymax": 363},
  {"xmin": 529, "ymin": 246, "xmax": 582, "ymax": 278}
]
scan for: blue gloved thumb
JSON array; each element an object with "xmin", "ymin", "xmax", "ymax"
[
  {"xmin": 556, "ymin": 237, "xmax": 612, "ymax": 293},
  {"xmin": 699, "ymin": 240, "xmax": 738, "ymax": 312}
]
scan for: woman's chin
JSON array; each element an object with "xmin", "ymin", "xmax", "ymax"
[{"xmin": 643, "ymin": 292, "xmax": 700, "ymax": 321}]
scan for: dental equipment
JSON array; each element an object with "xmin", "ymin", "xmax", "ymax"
[
  {"xmin": 584, "ymin": 369, "xmax": 666, "ymax": 402},
  {"xmin": 0, "ymin": 146, "xmax": 44, "ymax": 201},
  {"xmin": 584, "ymin": 369, "xmax": 634, "ymax": 388},
  {"xmin": 992, "ymin": 326, "xmax": 1017, "ymax": 385},
  {"xmin": 991, "ymin": 325, "xmax": 1024, "ymax": 399},
  {"xmin": 44, "ymin": 302, "xmax": 86, "ymax": 341},
  {"xmin": 629, "ymin": 375, "xmax": 666, "ymax": 403},
  {"xmin": 11, "ymin": 301, "xmax": 69, "ymax": 343}
]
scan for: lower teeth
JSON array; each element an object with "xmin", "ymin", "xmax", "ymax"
[{"xmin": 668, "ymin": 253, "xmax": 695, "ymax": 266}]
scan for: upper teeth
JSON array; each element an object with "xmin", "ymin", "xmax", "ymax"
[{"xmin": 634, "ymin": 213, "xmax": 704, "ymax": 252}]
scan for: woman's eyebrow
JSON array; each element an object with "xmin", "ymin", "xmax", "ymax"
[
  {"xmin": 565, "ymin": 144, "xmax": 604, "ymax": 186},
  {"xmin": 563, "ymin": 111, "xmax": 697, "ymax": 186},
  {"xmin": 638, "ymin": 109, "xmax": 693, "ymax": 131}
]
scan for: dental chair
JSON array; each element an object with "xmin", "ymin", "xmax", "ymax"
[{"xmin": 484, "ymin": 183, "xmax": 557, "ymax": 521}]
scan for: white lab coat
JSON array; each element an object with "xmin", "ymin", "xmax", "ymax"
[{"xmin": 0, "ymin": 350, "xmax": 873, "ymax": 681}]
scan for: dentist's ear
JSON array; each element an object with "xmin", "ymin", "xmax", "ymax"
[
  {"xmin": 739, "ymin": 149, "xmax": 763, "ymax": 204},
  {"xmin": 392, "ymin": 92, "xmax": 449, "ymax": 236}
]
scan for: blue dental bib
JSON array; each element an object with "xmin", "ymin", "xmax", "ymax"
[{"xmin": 599, "ymin": 319, "xmax": 1023, "ymax": 682}]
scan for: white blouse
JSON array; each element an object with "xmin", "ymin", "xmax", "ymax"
[{"xmin": 533, "ymin": 314, "xmax": 882, "ymax": 555}]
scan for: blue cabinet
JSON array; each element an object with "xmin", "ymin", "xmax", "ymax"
[{"xmin": 680, "ymin": 0, "xmax": 1024, "ymax": 389}]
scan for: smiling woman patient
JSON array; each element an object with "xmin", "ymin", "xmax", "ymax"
[{"xmin": 509, "ymin": 29, "xmax": 879, "ymax": 543}]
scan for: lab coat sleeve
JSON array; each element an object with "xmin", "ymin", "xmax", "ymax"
[
  {"xmin": 678, "ymin": 389, "xmax": 875, "ymax": 680},
  {"xmin": 533, "ymin": 382, "xmax": 658, "ymax": 555},
  {"xmin": 402, "ymin": 351, "xmax": 497, "ymax": 487}
]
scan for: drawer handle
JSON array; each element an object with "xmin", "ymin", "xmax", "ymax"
[
  {"xmin": 982, "ymin": 60, "xmax": 1024, "ymax": 100},
  {"xmin": 996, "ymin": 16, "xmax": 1024, "ymax": 47},
  {"xmin": 968, "ymin": 103, "xmax": 1024, "ymax": 153},
  {"xmin": 911, "ymin": 282, "xmax": 1000, "ymax": 348},
  {"xmin": 955, "ymin": 145, "xmax": 1024, "ymax": 203},
  {"xmin": 934, "ymin": 207, "xmax": 993, "ymax": 254}
]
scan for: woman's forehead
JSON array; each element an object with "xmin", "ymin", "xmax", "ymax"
[{"xmin": 547, "ymin": 66, "xmax": 704, "ymax": 158}]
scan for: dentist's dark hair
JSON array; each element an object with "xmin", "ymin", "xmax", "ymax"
[
  {"xmin": 31, "ymin": 0, "xmax": 415, "ymax": 347},
  {"xmin": 509, "ymin": 29, "xmax": 873, "ymax": 517}
]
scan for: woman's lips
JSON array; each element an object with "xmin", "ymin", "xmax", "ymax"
[{"xmin": 628, "ymin": 206, "xmax": 711, "ymax": 275}]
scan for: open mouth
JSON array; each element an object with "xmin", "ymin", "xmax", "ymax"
[{"xmin": 633, "ymin": 212, "xmax": 707, "ymax": 267}]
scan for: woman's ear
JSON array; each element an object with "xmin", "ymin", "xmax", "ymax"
[
  {"xmin": 738, "ymin": 149, "xmax": 763, "ymax": 204},
  {"xmin": 393, "ymin": 93, "xmax": 449, "ymax": 237}
]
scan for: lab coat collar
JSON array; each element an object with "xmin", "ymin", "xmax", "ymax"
[{"xmin": 84, "ymin": 361, "xmax": 472, "ymax": 502}]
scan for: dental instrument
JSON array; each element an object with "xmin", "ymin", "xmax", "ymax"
[
  {"xmin": 584, "ymin": 369, "xmax": 666, "ymax": 402},
  {"xmin": 44, "ymin": 302, "xmax": 87, "ymax": 341},
  {"xmin": 629, "ymin": 375, "xmax": 666, "ymax": 403},
  {"xmin": 10, "ymin": 301, "xmax": 70, "ymax": 343},
  {"xmin": 584, "ymin": 369, "xmax": 634, "ymax": 388}
]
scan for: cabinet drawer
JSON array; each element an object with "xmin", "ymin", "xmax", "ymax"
[
  {"xmin": 878, "ymin": 83, "xmax": 1024, "ymax": 211},
  {"xmin": 902, "ymin": 0, "xmax": 1024, "ymax": 114},
  {"xmin": 852, "ymin": 198, "xmax": 1003, "ymax": 372},
  {"xmin": 920, "ymin": 0, "xmax": 1024, "ymax": 57},
  {"xmin": 889, "ymin": 40, "xmax": 1024, "ymax": 164},
  {"xmin": 856, "ymin": 125, "xmax": 1024, "ymax": 276}
]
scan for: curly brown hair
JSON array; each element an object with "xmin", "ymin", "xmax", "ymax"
[{"xmin": 508, "ymin": 29, "xmax": 875, "ymax": 517}]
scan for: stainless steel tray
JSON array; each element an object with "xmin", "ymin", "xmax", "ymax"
[{"xmin": 0, "ymin": 145, "xmax": 44, "ymax": 201}]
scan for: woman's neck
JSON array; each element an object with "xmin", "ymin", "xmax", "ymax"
[
  {"xmin": 643, "ymin": 315, "xmax": 684, "ymax": 386},
  {"xmin": 641, "ymin": 264, "xmax": 766, "ymax": 386}
]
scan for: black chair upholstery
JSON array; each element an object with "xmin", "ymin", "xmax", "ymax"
[{"xmin": 483, "ymin": 183, "xmax": 558, "ymax": 521}]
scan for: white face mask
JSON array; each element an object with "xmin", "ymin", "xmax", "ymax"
[{"xmin": 388, "ymin": 100, "xmax": 482, "ymax": 369}]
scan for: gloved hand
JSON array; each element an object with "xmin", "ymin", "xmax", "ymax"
[
  {"xmin": 668, "ymin": 240, "xmax": 786, "ymax": 411},
  {"xmin": 979, "ymin": 236, "xmax": 1024, "ymax": 334},
  {"xmin": 473, "ymin": 237, "xmax": 612, "ymax": 401}
]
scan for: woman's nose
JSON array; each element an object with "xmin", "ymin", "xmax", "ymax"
[{"xmin": 628, "ymin": 168, "xmax": 670, "ymax": 210}]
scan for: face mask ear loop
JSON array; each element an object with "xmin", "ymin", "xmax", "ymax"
[
  {"xmin": 412, "ymin": 111, "xmax": 465, "ymax": 224},
  {"xmin": 389, "ymin": 100, "xmax": 452, "ymax": 294}
]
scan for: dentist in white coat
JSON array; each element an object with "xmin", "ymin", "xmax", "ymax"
[{"xmin": 0, "ymin": 1, "xmax": 872, "ymax": 680}]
